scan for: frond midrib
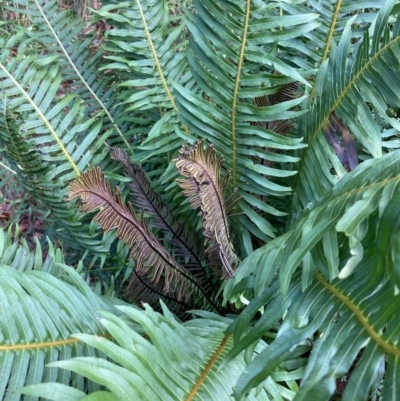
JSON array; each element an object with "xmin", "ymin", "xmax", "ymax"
[
  {"xmin": 34, "ymin": 0, "xmax": 131, "ymax": 152},
  {"xmin": 0, "ymin": 63, "xmax": 80, "ymax": 176},
  {"xmin": 315, "ymin": 272, "xmax": 400, "ymax": 357},
  {"xmin": 184, "ymin": 334, "xmax": 232, "ymax": 401},
  {"xmin": 231, "ymin": 0, "xmax": 251, "ymax": 190},
  {"xmin": 0, "ymin": 334, "xmax": 111, "ymax": 351},
  {"xmin": 309, "ymin": 0, "xmax": 343, "ymax": 101}
]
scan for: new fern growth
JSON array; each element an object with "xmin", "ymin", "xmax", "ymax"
[{"xmin": 68, "ymin": 141, "xmax": 239, "ymax": 314}]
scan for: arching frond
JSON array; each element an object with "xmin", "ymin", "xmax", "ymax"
[
  {"xmin": 21, "ymin": 304, "xmax": 305, "ymax": 401},
  {"xmin": 0, "ymin": 228, "xmax": 117, "ymax": 401},
  {"xmin": 293, "ymin": 0, "xmax": 400, "ymax": 209},
  {"xmin": 175, "ymin": 0, "xmax": 318, "ymax": 246},
  {"xmin": 67, "ymin": 167, "xmax": 219, "ymax": 313},
  {"xmin": 224, "ymin": 149, "xmax": 400, "ymax": 400}
]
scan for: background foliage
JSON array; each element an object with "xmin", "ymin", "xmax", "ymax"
[{"xmin": 0, "ymin": 0, "xmax": 400, "ymax": 400}]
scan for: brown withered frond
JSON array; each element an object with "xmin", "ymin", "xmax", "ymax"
[
  {"xmin": 254, "ymin": 81, "xmax": 300, "ymax": 137},
  {"xmin": 67, "ymin": 167, "xmax": 218, "ymax": 312},
  {"xmin": 108, "ymin": 147, "xmax": 206, "ymax": 278},
  {"xmin": 253, "ymin": 82, "xmax": 301, "ymax": 169},
  {"xmin": 174, "ymin": 140, "xmax": 240, "ymax": 278}
]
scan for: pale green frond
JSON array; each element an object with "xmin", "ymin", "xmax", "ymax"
[
  {"xmin": 231, "ymin": 263, "xmax": 397, "ymax": 401},
  {"xmin": 22, "ymin": 303, "xmax": 305, "ymax": 401},
  {"xmin": 294, "ymin": 0, "xmax": 400, "ymax": 209},
  {"xmin": 0, "ymin": 228, "xmax": 118, "ymax": 401}
]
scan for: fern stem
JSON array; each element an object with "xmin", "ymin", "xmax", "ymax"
[
  {"xmin": 0, "ymin": 334, "xmax": 112, "ymax": 351},
  {"xmin": 231, "ymin": 0, "xmax": 251, "ymax": 190},
  {"xmin": 309, "ymin": 0, "xmax": 343, "ymax": 102},
  {"xmin": 315, "ymin": 272, "xmax": 400, "ymax": 357},
  {"xmin": 184, "ymin": 334, "xmax": 232, "ymax": 401}
]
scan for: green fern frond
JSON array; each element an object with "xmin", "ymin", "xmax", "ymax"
[
  {"xmin": 0, "ymin": 228, "xmax": 117, "ymax": 401},
  {"xmin": 95, "ymin": 0, "xmax": 190, "ymax": 162},
  {"xmin": 224, "ymin": 149, "xmax": 400, "ymax": 400},
  {"xmin": 21, "ymin": 303, "xmax": 305, "ymax": 401},
  {"xmin": 175, "ymin": 0, "xmax": 318, "ymax": 246},
  {"xmin": 0, "ymin": 1, "xmax": 130, "ymax": 257},
  {"xmin": 294, "ymin": 0, "xmax": 400, "ymax": 209}
]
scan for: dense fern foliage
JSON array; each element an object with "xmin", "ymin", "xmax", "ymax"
[{"xmin": 0, "ymin": 0, "xmax": 400, "ymax": 400}]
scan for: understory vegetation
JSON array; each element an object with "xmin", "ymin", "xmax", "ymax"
[{"xmin": 0, "ymin": 0, "xmax": 400, "ymax": 400}]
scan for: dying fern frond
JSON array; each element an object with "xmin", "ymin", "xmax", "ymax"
[
  {"xmin": 174, "ymin": 140, "xmax": 239, "ymax": 278},
  {"xmin": 109, "ymin": 147, "xmax": 205, "ymax": 275},
  {"xmin": 67, "ymin": 167, "xmax": 218, "ymax": 313}
]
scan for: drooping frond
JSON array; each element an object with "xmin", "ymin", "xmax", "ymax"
[
  {"xmin": 21, "ymin": 303, "xmax": 305, "ymax": 401},
  {"xmin": 294, "ymin": 1, "xmax": 400, "ymax": 210},
  {"xmin": 175, "ymin": 140, "xmax": 239, "ymax": 278},
  {"xmin": 109, "ymin": 146, "xmax": 205, "ymax": 274},
  {"xmin": 0, "ymin": 228, "xmax": 116, "ymax": 401},
  {"xmin": 224, "ymin": 149, "xmax": 400, "ymax": 400},
  {"xmin": 175, "ymin": 0, "xmax": 318, "ymax": 245},
  {"xmin": 67, "ymin": 167, "xmax": 219, "ymax": 313}
]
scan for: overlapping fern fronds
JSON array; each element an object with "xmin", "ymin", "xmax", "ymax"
[
  {"xmin": 224, "ymin": 148, "xmax": 400, "ymax": 400},
  {"xmin": 21, "ymin": 303, "xmax": 306, "ymax": 401},
  {"xmin": 0, "ymin": 228, "xmax": 118, "ymax": 401},
  {"xmin": 293, "ymin": 0, "xmax": 400, "ymax": 210},
  {"xmin": 175, "ymin": 0, "xmax": 319, "ymax": 248},
  {"xmin": 0, "ymin": 0, "xmax": 131, "ymax": 257},
  {"xmin": 67, "ymin": 165, "xmax": 221, "ymax": 313}
]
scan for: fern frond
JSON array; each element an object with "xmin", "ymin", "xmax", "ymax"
[
  {"xmin": 0, "ymin": 0, "xmax": 131, "ymax": 257},
  {"xmin": 109, "ymin": 146, "xmax": 205, "ymax": 274},
  {"xmin": 0, "ymin": 228, "xmax": 116, "ymax": 401},
  {"xmin": 67, "ymin": 167, "xmax": 219, "ymax": 313},
  {"xmin": 294, "ymin": 1, "xmax": 400, "ymax": 209},
  {"xmin": 95, "ymin": 0, "xmax": 190, "ymax": 161},
  {"xmin": 279, "ymin": 0, "xmax": 384, "ymax": 72},
  {"xmin": 0, "ymin": 99, "xmax": 110, "ymax": 256},
  {"xmin": 21, "ymin": 303, "xmax": 304, "ymax": 401},
  {"xmin": 175, "ymin": 0, "xmax": 318, "ymax": 245},
  {"xmin": 224, "ymin": 149, "xmax": 400, "ymax": 400},
  {"xmin": 175, "ymin": 140, "xmax": 239, "ymax": 278}
]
